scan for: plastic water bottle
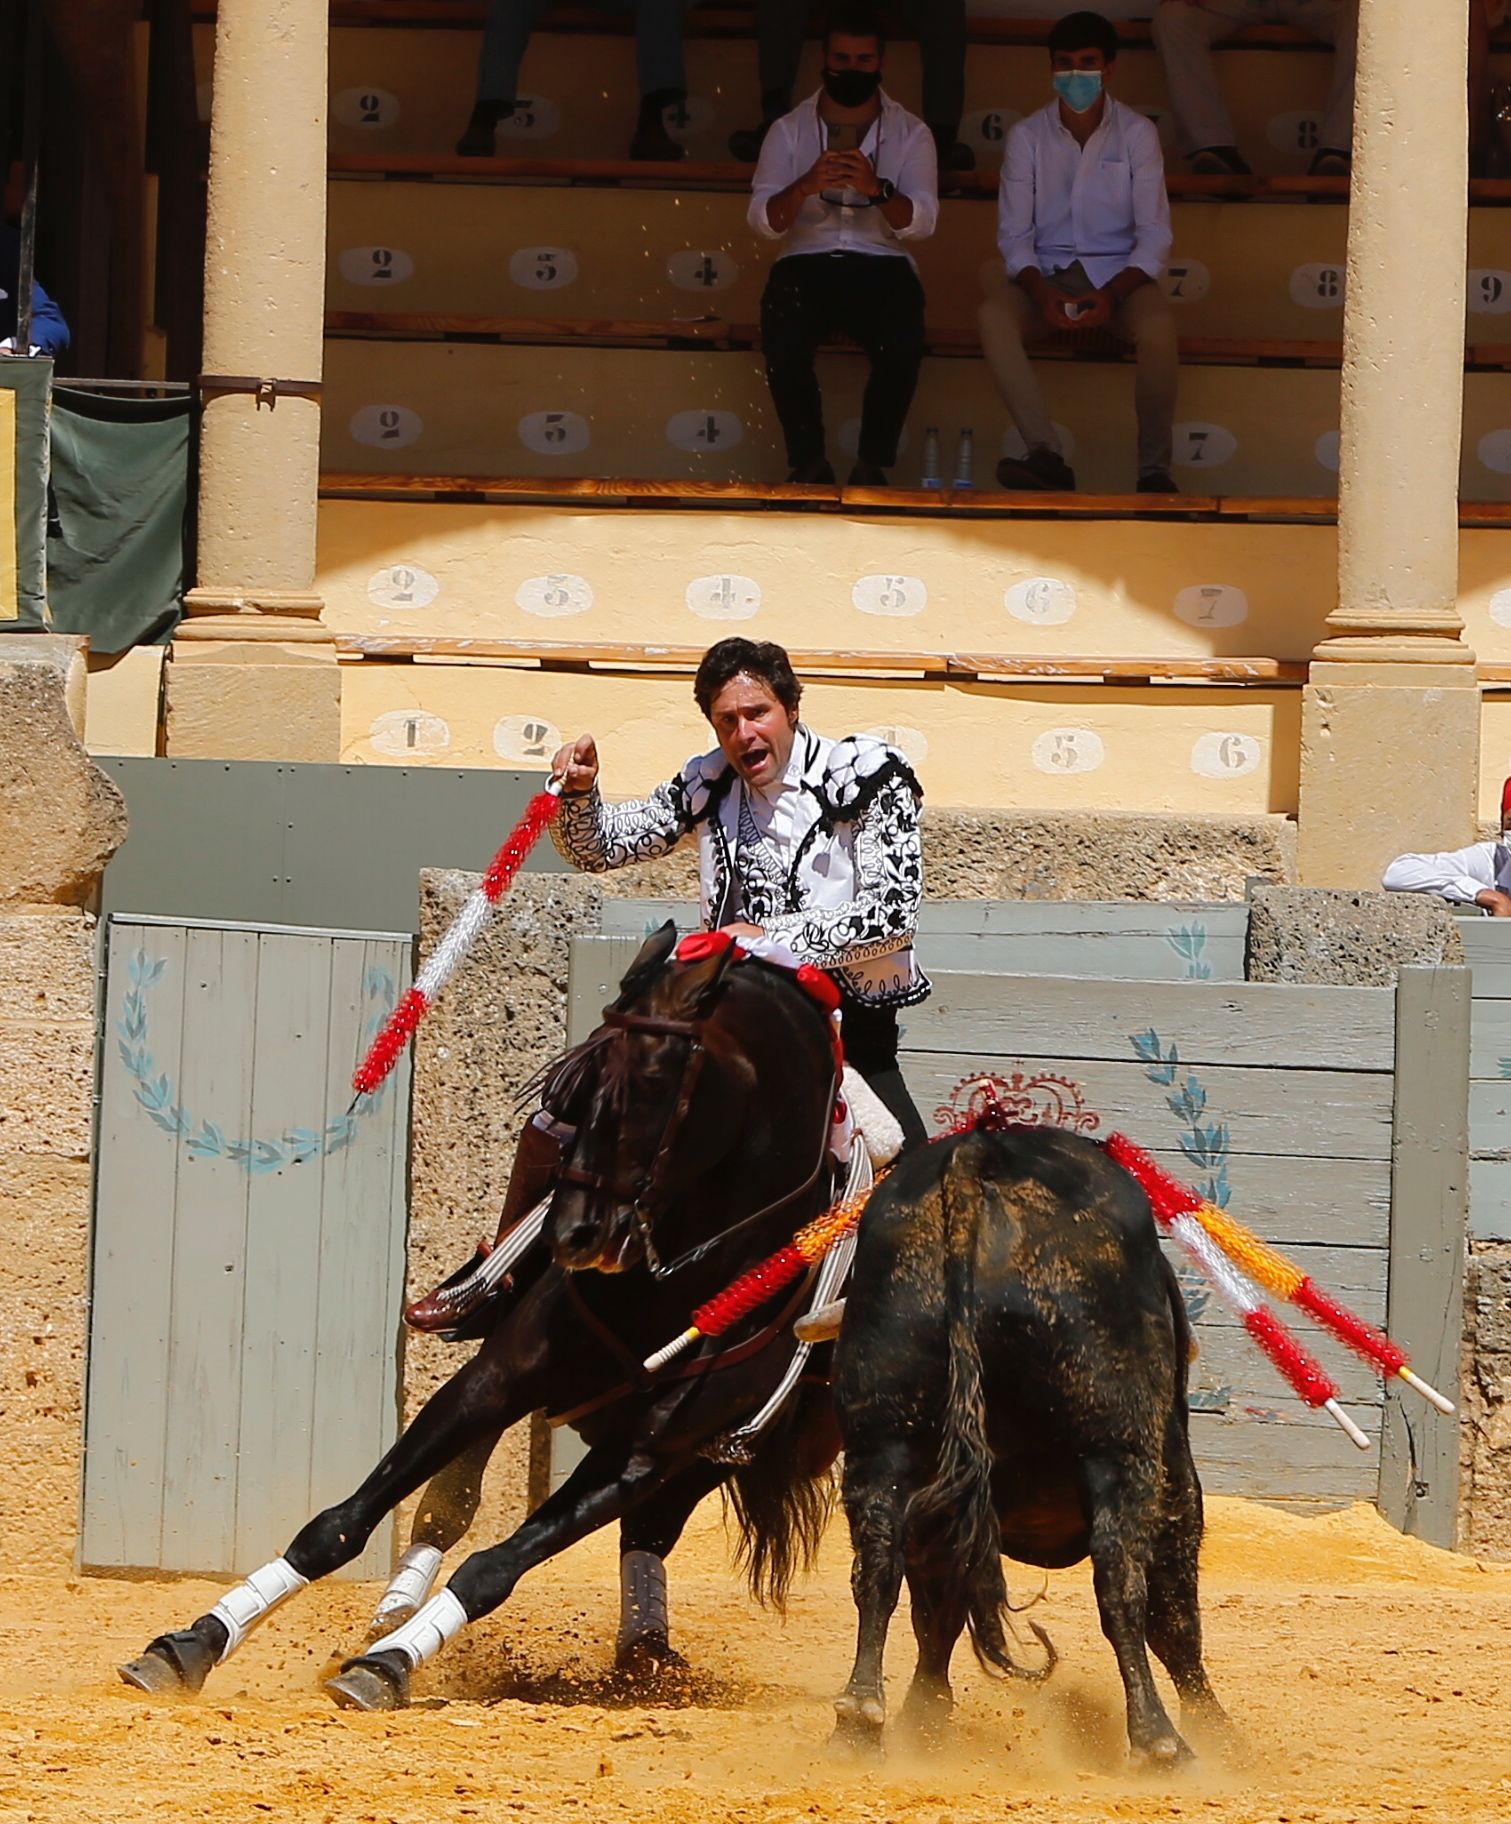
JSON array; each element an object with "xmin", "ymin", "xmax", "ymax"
[
  {"xmin": 953, "ymin": 427, "xmax": 976, "ymax": 490},
  {"xmin": 920, "ymin": 426, "xmax": 942, "ymax": 489}
]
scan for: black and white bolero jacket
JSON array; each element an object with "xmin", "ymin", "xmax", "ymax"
[{"xmin": 552, "ymin": 726, "xmax": 930, "ymax": 1008}]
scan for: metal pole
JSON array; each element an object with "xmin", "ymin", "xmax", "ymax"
[{"xmin": 15, "ymin": 0, "xmax": 43, "ymax": 355}]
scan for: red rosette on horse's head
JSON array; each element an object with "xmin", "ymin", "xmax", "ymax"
[
  {"xmin": 676, "ymin": 929, "xmax": 744, "ymax": 964},
  {"xmin": 794, "ymin": 963, "xmax": 842, "ymax": 1014}
]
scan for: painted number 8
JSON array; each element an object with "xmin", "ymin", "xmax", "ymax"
[{"xmin": 1315, "ymin": 268, "xmax": 1341, "ymax": 300}]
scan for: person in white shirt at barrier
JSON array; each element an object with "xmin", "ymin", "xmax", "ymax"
[
  {"xmin": 1382, "ymin": 778, "xmax": 1511, "ymax": 915},
  {"xmin": 979, "ymin": 10, "xmax": 1178, "ymax": 496},
  {"xmin": 1151, "ymin": 0, "xmax": 1357, "ymax": 179},
  {"xmin": 748, "ymin": 3, "xmax": 939, "ymax": 487}
]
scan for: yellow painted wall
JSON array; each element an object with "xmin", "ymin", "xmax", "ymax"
[
  {"xmin": 317, "ymin": 499, "xmax": 1339, "ymax": 658},
  {"xmin": 338, "ymin": 660, "xmax": 1300, "ymax": 814}
]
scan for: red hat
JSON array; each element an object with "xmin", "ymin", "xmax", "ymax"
[{"xmin": 1501, "ymin": 777, "xmax": 1511, "ymax": 824}]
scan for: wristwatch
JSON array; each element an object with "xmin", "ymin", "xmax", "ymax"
[{"xmin": 874, "ymin": 178, "xmax": 896, "ymax": 205}]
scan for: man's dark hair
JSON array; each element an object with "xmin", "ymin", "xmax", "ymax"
[
  {"xmin": 1047, "ymin": 10, "xmax": 1119, "ymax": 61},
  {"xmin": 694, "ymin": 639, "xmax": 803, "ymax": 719},
  {"xmin": 822, "ymin": 2, "xmax": 885, "ymax": 53}
]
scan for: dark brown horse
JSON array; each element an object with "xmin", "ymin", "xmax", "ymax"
[{"xmin": 118, "ymin": 925, "xmax": 843, "ymax": 1710}]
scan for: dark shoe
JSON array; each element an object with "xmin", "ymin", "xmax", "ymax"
[
  {"xmin": 631, "ymin": 89, "xmax": 688, "ymax": 162},
  {"xmin": 848, "ymin": 461, "xmax": 889, "ymax": 487},
  {"xmin": 1308, "ymin": 147, "xmax": 1350, "ymax": 177},
  {"xmin": 404, "ymin": 1240, "xmax": 506, "ymax": 1335},
  {"xmin": 930, "ymin": 128, "xmax": 975, "ymax": 173},
  {"xmin": 787, "ymin": 457, "xmax": 836, "ymax": 484},
  {"xmin": 728, "ymin": 122, "xmax": 773, "ymax": 162},
  {"xmin": 995, "ymin": 447, "xmax": 1076, "ymax": 491},
  {"xmin": 1189, "ymin": 145, "xmax": 1252, "ymax": 176},
  {"xmin": 455, "ymin": 100, "xmax": 509, "ymax": 157},
  {"xmin": 1137, "ymin": 468, "xmax": 1179, "ymax": 494}
]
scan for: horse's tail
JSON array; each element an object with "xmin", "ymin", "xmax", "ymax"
[
  {"xmin": 726, "ymin": 1385, "xmax": 837, "ymax": 1611},
  {"xmin": 905, "ymin": 1136, "xmax": 1056, "ymax": 1683}
]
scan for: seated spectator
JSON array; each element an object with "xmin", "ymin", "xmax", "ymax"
[
  {"xmin": 1151, "ymin": 0, "xmax": 1358, "ymax": 177},
  {"xmin": 749, "ymin": 4, "xmax": 938, "ymax": 486},
  {"xmin": 1383, "ymin": 782, "xmax": 1511, "ymax": 914},
  {"xmin": 1470, "ymin": 0, "xmax": 1508, "ymax": 178},
  {"xmin": 980, "ymin": 9, "xmax": 1177, "ymax": 494},
  {"xmin": 456, "ymin": 0, "xmax": 694, "ymax": 161},
  {"xmin": 729, "ymin": 0, "xmax": 972, "ymax": 173},
  {"xmin": 0, "ymin": 219, "xmax": 68, "ymax": 358}
]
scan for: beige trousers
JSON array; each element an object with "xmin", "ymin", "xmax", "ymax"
[
  {"xmin": 1151, "ymin": 0, "xmax": 1359, "ymax": 156},
  {"xmin": 977, "ymin": 263, "xmax": 1179, "ymax": 478}
]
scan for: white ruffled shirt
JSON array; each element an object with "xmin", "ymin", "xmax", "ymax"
[{"xmin": 552, "ymin": 725, "xmax": 929, "ymax": 1007}]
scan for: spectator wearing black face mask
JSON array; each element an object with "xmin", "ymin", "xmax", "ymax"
[
  {"xmin": 728, "ymin": 0, "xmax": 971, "ymax": 173},
  {"xmin": 748, "ymin": 3, "xmax": 938, "ymax": 486}
]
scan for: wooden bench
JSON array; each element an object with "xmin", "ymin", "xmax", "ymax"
[
  {"xmin": 324, "ymin": 314, "xmax": 1511, "ymax": 375},
  {"xmin": 332, "ymin": 631, "xmax": 1311, "ymax": 684},
  {"xmin": 327, "ymin": 150, "xmax": 1361, "ymax": 202}
]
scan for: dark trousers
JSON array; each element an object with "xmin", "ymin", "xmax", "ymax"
[
  {"xmin": 842, "ymin": 999, "xmax": 928, "ymax": 1154},
  {"xmin": 752, "ymin": 0, "xmax": 966, "ymax": 135},
  {"xmin": 760, "ymin": 252, "xmax": 926, "ymax": 472}
]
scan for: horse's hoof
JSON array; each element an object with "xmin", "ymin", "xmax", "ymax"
[
  {"xmin": 118, "ymin": 1649, "xmax": 188, "ymax": 1697},
  {"xmin": 615, "ymin": 1630, "xmax": 688, "ymax": 1678},
  {"xmin": 365, "ymin": 1604, "xmax": 417, "ymax": 1646},
  {"xmin": 118, "ymin": 1628, "xmax": 218, "ymax": 1698},
  {"xmin": 326, "ymin": 1651, "xmax": 411, "ymax": 1712}
]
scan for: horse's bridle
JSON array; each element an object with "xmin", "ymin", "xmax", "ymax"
[{"xmin": 555, "ymin": 1001, "xmax": 838, "ymax": 1279}]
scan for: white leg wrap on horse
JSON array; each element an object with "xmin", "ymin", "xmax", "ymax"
[
  {"xmin": 617, "ymin": 1551, "xmax": 668, "ymax": 1649},
  {"xmin": 372, "ymin": 1544, "xmax": 444, "ymax": 1623},
  {"xmin": 841, "ymin": 1066, "xmax": 904, "ymax": 1169},
  {"xmin": 368, "ymin": 1588, "xmax": 468, "ymax": 1669},
  {"xmin": 208, "ymin": 1557, "xmax": 309, "ymax": 1661}
]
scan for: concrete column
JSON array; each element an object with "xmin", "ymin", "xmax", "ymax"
[
  {"xmin": 170, "ymin": 0, "xmax": 340, "ymax": 759},
  {"xmin": 1296, "ymin": 0, "xmax": 1478, "ymax": 888}
]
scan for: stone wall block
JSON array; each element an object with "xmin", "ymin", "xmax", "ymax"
[
  {"xmin": 1246, "ymin": 887, "xmax": 1465, "ymax": 985},
  {"xmin": 921, "ymin": 810, "xmax": 1296, "ymax": 902},
  {"xmin": 0, "ymin": 638, "xmax": 128, "ymax": 907}
]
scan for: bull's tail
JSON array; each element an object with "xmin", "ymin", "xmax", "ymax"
[{"xmin": 905, "ymin": 1138, "xmax": 1056, "ymax": 1682}]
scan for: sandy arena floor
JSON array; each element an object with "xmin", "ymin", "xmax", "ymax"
[{"xmin": 1, "ymin": 1496, "xmax": 1509, "ymax": 1824}]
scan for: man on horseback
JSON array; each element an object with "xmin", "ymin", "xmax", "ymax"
[{"xmin": 405, "ymin": 635, "xmax": 930, "ymax": 1335}]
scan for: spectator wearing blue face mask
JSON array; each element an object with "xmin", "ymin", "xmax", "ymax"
[{"xmin": 977, "ymin": 9, "xmax": 1177, "ymax": 494}]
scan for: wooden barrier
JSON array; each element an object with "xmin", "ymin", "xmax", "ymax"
[{"xmin": 566, "ymin": 912, "xmax": 1469, "ymax": 1535}]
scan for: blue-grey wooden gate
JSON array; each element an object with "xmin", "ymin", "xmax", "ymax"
[
  {"xmin": 566, "ymin": 918, "xmax": 1467, "ymax": 1544},
  {"xmin": 83, "ymin": 917, "xmax": 412, "ymax": 1579}
]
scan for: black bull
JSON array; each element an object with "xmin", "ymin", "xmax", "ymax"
[{"xmin": 832, "ymin": 1120, "xmax": 1231, "ymax": 1765}]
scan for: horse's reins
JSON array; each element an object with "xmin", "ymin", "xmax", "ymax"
[{"xmin": 555, "ymin": 1000, "xmax": 839, "ymax": 1281}]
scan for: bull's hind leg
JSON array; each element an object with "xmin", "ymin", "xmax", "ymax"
[
  {"xmin": 897, "ymin": 1553, "xmax": 968, "ymax": 1752},
  {"xmin": 1145, "ymin": 1440, "xmax": 1232, "ymax": 1748},
  {"xmin": 833, "ymin": 1442, "xmax": 916, "ymax": 1755},
  {"xmin": 364, "ymin": 1426, "xmax": 505, "ymax": 1642},
  {"xmin": 1082, "ymin": 1455, "xmax": 1191, "ymax": 1769},
  {"xmin": 119, "ymin": 1352, "xmax": 525, "ymax": 1699}
]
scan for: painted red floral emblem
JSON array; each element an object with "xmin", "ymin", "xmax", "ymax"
[{"xmin": 934, "ymin": 1071, "xmax": 1101, "ymax": 1137}]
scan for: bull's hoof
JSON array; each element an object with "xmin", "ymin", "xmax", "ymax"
[
  {"xmin": 614, "ymin": 1630, "xmax": 688, "ymax": 1678},
  {"xmin": 118, "ymin": 1628, "xmax": 218, "ymax": 1698},
  {"xmin": 1133, "ymin": 1731, "xmax": 1195, "ymax": 1772},
  {"xmin": 830, "ymin": 1691, "xmax": 886, "ymax": 1758},
  {"xmin": 899, "ymin": 1684, "xmax": 953, "ymax": 1753},
  {"xmin": 326, "ymin": 1650, "xmax": 411, "ymax": 1712}
]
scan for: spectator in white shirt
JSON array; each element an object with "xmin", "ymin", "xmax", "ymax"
[
  {"xmin": 1152, "ymin": 1, "xmax": 1356, "ymax": 178},
  {"xmin": 749, "ymin": 4, "xmax": 939, "ymax": 486},
  {"xmin": 979, "ymin": 11, "xmax": 1177, "ymax": 494},
  {"xmin": 1383, "ymin": 780, "xmax": 1511, "ymax": 914}
]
